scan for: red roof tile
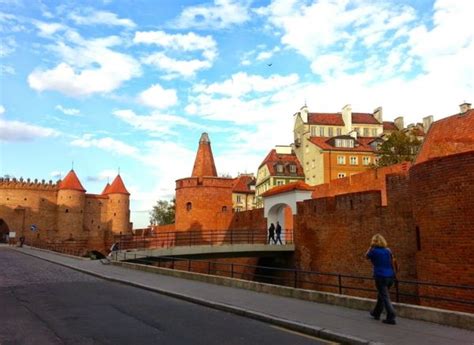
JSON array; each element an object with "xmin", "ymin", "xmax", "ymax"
[
  {"xmin": 309, "ymin": 136, "xmax": 377, "ymax": 152},
  {"xmin": 383, "ymin": 121, "xmax": 398, "ymax": 131},
  {"xmin": 262, "ymin": 181, "xmax": 314, "ymax": 197},
  {"xmin": 259, "ymin": 149, "xmax": 304, "ymax": 176},
  {"xmin": 308, "ymin": 113, "xmax": 344, "ymax": 126},
  {"xmin": 58, "ymin": 170, "xmax": 86, "ymax": 192},
  {"xmin": 106, "ymin": 175, "xmax": 129, "ymax": 195},
  {"xmin": 416, "ymin": 109, "xmax": 474, "ymax": 164},
  {"xmin": 232, "ymin": 175, "xmax": 255, "ymax": 194},
  {"xmin": 352, "ymin": 112, "xmax": 380, "ymax": 124},
  {"xmin": 192, "ymin": 133, "xmax": 218, "ymax": 177},
  {"xmin": 101, "ymin": 183, "xmax": 110, "ymax": 195}
]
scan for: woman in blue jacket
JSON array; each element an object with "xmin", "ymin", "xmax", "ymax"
[{"xmin": 366, "ymin": 234, "xmax": 397, "ymax": 325}]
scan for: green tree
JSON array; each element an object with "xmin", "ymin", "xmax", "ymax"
[
  {"xmin": 375, "ymin": 131, "xmax": 422, "ymax": 167},
  {"xmin": 149, "ymin": 198, "xmax": 175, "ymax": 225}
]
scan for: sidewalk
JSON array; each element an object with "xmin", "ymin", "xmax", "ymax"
[{"xmin": 14, "ymin": 247, "xmax": 474, "ymax": 345}]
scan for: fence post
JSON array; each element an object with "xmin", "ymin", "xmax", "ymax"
[
  {"xmin": 208, "ymin": 261, "xmax": 211, "ymax": 274},
  {"xmin": 188, "ymin": 259, "xmax": 191, "ymax": 272},
  {"xmin": 171, "ymin": 259, "xmax": 175, "ymax": 270},
  {"xmin": 231, "ymin": 263, "xmax": 234, "ymax": 278},
  {"xmin": 338, "ymin": 275, "xmax": 342, "ymax": 294},
  {"xmin": 294, "ymin": 270, "xmax": 298, "ymax": 288},
  {"xmin": 231, "ymin": 229, "xmax": 233, "ymax": 244}
]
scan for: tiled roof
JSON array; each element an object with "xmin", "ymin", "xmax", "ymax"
[
  {"xmin": 101, "ymin": 183, "xmax": 110, "ymax": 195},
  {"xmin": 192, "ymin": 132, "xmax": 218, "ymax": 177},
  {"xmin": 106, "ymin": 175, "xmax": 130, "ymax": 195},
  {"xmin": 232, "ymin": 175, "xmax": 256, "ymax": 194},
  {"xmin": 308, "ymin": 112, "xmax": 380, "ymax": 125},
  {"xmin": 262, "ymin": 181, "xmax": 314, "ymax": 197},
  {"xmin": 308, "ymin": 113, "xmax": 344, "ymax": 126},
  {"xmin": 383, "ymin": 121, "xmax": 398, "ymax": 131},
  {"xmin": 309, "ymin": 136, "xmax": 377, "ymax": 152},
  {"xmin": 259, "ymin": 149, "xmax": 304, "ymax": 176},
  {"xmin": 416, "ymin": 109, "xmax": 474, "ymax": 164},
  {"xmin": 58, "ymin": 170, "xmax": 86, "ymax": 192},
  {"xmin": 352, "ymin": 112, "xmax": 380, "ymax": 124}
]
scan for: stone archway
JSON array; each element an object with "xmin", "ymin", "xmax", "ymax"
[{"xmin": 0, "ymin": 219, "xmax": 10, "ymax": 243}]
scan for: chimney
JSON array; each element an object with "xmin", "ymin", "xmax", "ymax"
[
  {"xmin": 459, "ymin": 102, "xmax": 471, "ymax": 113},
  {"xmin": 394, "ymin": 116, "xmax": 404, "ymax": 130},
  {"xmin": 342, "ymin": 104, "xmax": 352, "ymax": 134},
  {"xmin": 349, "ymin": 130, "xmax": 358, "ymax": 139},
  {"xmin": 373, "ymin": 106, "xmax": 383, "ymax": 123},
  {"xmin": 275, "ymin": 145, "xmax": 292, "ymax": 154},
  {"xmin": 299, "ymin": 105, "xmax": 309, "ymax": 123},
  {"xmin": 423, "ymin": 116, "xmax": 434, "ymax": 132}
]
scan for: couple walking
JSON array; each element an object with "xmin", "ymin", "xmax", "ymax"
[{"xmin": 267, "ymin": 222, "xmax": 283, "ymax": 245}]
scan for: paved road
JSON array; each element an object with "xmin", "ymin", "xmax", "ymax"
[{"xmin": 0, "ymin": 248, "xmax": 332, "ymax": 345}]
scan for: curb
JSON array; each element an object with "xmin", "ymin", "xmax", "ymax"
[{"xmin": 14, "ymin": 247, "xmax": 376, "ymax": 345}]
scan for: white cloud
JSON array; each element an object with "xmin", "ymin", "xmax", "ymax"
[
  {"xmin": 135, "ymin": 31, "xmax": 217, "ymax": 79},
  {"xmin": 69, "ymin": 10, "xmax": 136, "ymax": 28},
  {"xmin": 0, "ymin": 119, "xmax": 59, "ymax": 141},
  {"xmin": 113, "ymin": 109, "xmax": 202, "ymax": 136},
  {"xmin": 71, "ymin": 134, "xmax": 138, "ymax": 156},
  {"xmin": 0, "ymin": 36, "xmax": 16, "ymax": 57},
  {"xmin": 86, "ymin": 169, "xmax": 117, "ymax": 182},
  {"xmin": 0, "ymin": 65, "xmax": 15, "ymax": 75},
  {"xmin": 172, "ymin": 0, "xmax": 250, "ymax": 29},
  {"xmin": 256, "ymin": 46, "xmax": 280, "ymax": 61},
  {"xmin": 0, "ymin": 105, "xmax": 4, "ymax": 115},
  {"xmin": 28, "ymin": 32, "xmax": 141, "ymax": 96},
  {"xmin": 137, "ymin": 84, "xmax": 178, "ymax": 109},
  {"xmin": 55, "ymin": 104, "xmax": 80, "ymax": 116},
  {"xmin": 142, "ymin": 52, "xmax": 212, "ymax": 78},
  {"xmin": 193, "ymin": 72, "xmax": 299, "ymax": 97},
  {"xmin": 34, "ymin": 21, "xmax": 67, "ymax": 36}
]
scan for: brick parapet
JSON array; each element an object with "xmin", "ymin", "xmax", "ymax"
[{"xmin": 0, "ymin": 178, "xmax": 59, "ymax": 191}]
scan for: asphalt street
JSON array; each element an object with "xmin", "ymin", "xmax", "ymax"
[{"xmin": 0, "ymin": 248, "xmax": 332, "ymax": 345}]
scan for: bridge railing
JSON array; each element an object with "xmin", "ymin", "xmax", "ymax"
[
  {"xmin": 126, "ymin": 254, "xmax": 474, "ymax": 312},
  {"xmin": 23, "ymin": 239, "xmax": 87, "ymax": 257},
  {"xmin": 116, "ymin": 228, "xmax": 294, "ymax": 251}
]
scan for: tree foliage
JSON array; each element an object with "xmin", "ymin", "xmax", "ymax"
[
  {"xmin": 375, "ymin": 131, "xmax": 422, "ymax": 167},
  {"xmin": 149, "ymin": 198, "xmax": 175, "ymax": 225}
]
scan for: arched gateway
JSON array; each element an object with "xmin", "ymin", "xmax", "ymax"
[
  {"xmin": 262, "ymin": 182, "xmax": 314, "ymax": 243},
  {"xmin": 0, "ymin": 219, "xmax": 10, "ymax": 243}
]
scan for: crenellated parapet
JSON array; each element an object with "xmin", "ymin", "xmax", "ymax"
[{"xmin": 0, "ymin": 177, "xmax": 59, "ymax": 191}]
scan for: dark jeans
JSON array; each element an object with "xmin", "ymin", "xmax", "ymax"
[
  {"xmin": 372, "ymin": 277, "xmax": 396, "ymax": 321},
  {"xmin": 275, "ymin": 233, "xmax": 282, "ymax": 244},
  {"xmin": 268, "ymin": 234, "xmax": 275, "ymax": 244}
]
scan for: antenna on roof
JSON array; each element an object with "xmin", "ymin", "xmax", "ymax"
[
  {"xmin": 71, "ymin": 161, "xmax": 74, "ymax": 170},
  {"xmin": 304, "ymin": 98, "xmax": 307, "ymax": 107},
  {"xmin": 118, "ymin": 167, "xmax": 120, "ymax": 175}
]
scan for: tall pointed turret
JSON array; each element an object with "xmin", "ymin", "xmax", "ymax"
[
  {"xmin": 59, "ymin": 169, "xmax": 86, "ymax": 192},
  {"xmin": 192, "ymin": 132, "xmax": 217, "ymax": 177},
  {"xmin": 106, "ymin": 175, "xmax": 130, "ymax": 195}
]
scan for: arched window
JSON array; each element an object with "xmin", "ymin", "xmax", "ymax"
[
  {"xmin": 186, "ymin": 202, "xmax": 192, "ymax": 211},
  {"xmin": 222, "ymin": 206, "xmax": 227, "ymax": 212}
]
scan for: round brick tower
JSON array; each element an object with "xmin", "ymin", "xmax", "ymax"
[
  {"xmin": 105, "ymin": 175, "xmax": 131, "ymax": 235},
  {"xmin": 175, "ymin": 133, "xmax": 234, "ymax": 231},
  {"xmin": 56, "ymin": 170, "xmax": 86, "ymax": 240}
]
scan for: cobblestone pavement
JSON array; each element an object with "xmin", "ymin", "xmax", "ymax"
[{"xmin": 0, "ymin": 247, "xmax": 331, "ymax": 345}]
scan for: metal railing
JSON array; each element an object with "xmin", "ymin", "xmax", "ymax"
[
  {"xmin": 116, "ymin": 229, "xmax": 294, "ymax": 251},
  {"xmin": 122, "ymin": 254, "xmax": 474, "ymax": 309},
  {"xmin": 23, "ymin": 239, "xmax": 87, "ymax": 257}
]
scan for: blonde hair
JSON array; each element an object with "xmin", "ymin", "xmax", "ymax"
[{"xmin": 371, "ymin": 234, "xmax": 388, "ymax": 248}]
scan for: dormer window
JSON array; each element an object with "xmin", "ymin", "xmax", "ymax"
[
  {"xmin": 289, "ymin": 164, "xmax": 297, "ymax": 173},
  {"xmin": 335, "ymin": 138, "xmax": 355, "ymax": 148},
  {"xmin": 276, "ymin": 164, "xmax": 284, "ymax": 173}
]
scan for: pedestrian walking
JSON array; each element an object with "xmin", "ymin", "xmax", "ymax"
[
  {"xmin": 268, "ymin": 223, "xmax": 276, "ymax": 244},
  {"xmin": 275, "ymin": 221, "xmax": 283, "ymax": 245},
  {"xmin": 19, "ymin": 236, "xmax": 25, "ymax": 247},
  {"xmin": 366, "ymin": 234, "xmax": 397, "ymax": 325},
  {"xmin": 108, "ymin": 242, "xmax": 120, "ymax": 258}
]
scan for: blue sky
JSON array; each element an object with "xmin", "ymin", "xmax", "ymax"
[{"xmin": 1, "ymin": 0, "xmax": 473, "ymax": 227}]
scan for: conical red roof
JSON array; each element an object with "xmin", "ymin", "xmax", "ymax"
[
  {"xmin": 192, "ymin": 133, "xmax": 217, "ymax": 177},
  {"xmin": 101, "ymin": 183, "xmax": 111, "ymax": 195},
  {"xmin": 106, "ymin": 175, "xmax": 130, "ymax": 195},
  {"xmin": 58, "ymin": 170, "xmax": 86, "ymax": 192}
]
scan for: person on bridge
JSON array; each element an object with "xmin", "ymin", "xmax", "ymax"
[
  {"xmin": 366, "ymin": 234, "xmax": 397, "ymax": 325},
  {"xmin": 108, "ymin": 242, "xmax": 120, "ymax": 259},
  {"xmin": 268, "ymin": 223, "xmax": 276, "ymax": 244},
  {"xmin": 275, "ymin": 222, "xmax": 283, "ymax": 245}
]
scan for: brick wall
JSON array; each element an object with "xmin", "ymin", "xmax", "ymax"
[{"xmin": 410, "ymin": 151, "xmax": 474, "ymax": 313}]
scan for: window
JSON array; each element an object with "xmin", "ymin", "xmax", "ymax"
[
  {"xmin": 236, "ymin": 195, "xmax": 242, "ymax": 203},
  {"xmin": 311, "ymin": 161, "xmax": 315, "ymax": 168},
  {"xmin": 335, "ymin": 139, "xmax": 354, "ymax": 148},
  {"xmin": 236, "ymin": 207, "xmax": 242, "ymax": 212},
  {"xmin": 222, "ymin": 206, "xmax": 227, "ymax": 212},
  {"xmin": 311, "ymin": 126, "xmax": 317, "ymax": 136},
  {"xmin": 350, "ymin": 156, "xmax": 358, "ymax": 165},
  {"xmin": 276, "ymin": 180, "xmax": 284, "ymax": 186},
  {"xmin": 328, "ymin": 127, "xmax": 334, "ymax": 137},
  {"xmin": 363, "ymin": 128, "xmax": 369, "ymax": 136},
  {"xmin": 337, "ymin": 128, "xmax": 342, "ymax": 136},
  {"xmin": 337, "ymin": 156, "xmax": 346, "ymax": 165},
  {"xmin": 276, "ymin": 164, "xmax": 283, "ymax": 173},
  {"xmin": 186, "ymin": 202, "xmax": 192, "ymax": 211},
  {"xmin": 319, "ymin": 127, "xmax": 325, "ymax": 136},
  {"xmin": 289, "ymin": 164, "xmax": 296, "ymax": 173},
  {"xmin": 372, "ymin": 128, "xmax": 377, "ymax": 137},
  {"xmin": 363, "ymin": 156, "xmax": 370, "ymax": 165},
  {"xmin": 337, "ymin": 172, "xmax": 346, "ymax": 178}
]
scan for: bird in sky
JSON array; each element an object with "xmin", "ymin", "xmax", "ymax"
[{"xmin": 267, "ymin": 63, "xmax": 272, "ymax": 66}]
